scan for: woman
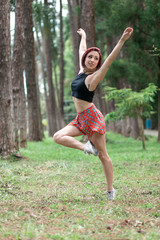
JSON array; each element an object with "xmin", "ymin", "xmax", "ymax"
[{"xmin": 53, "ymin": 27, "xmax": 133, "ymax": 200}]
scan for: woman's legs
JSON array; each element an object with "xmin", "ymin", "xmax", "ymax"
[
  {"xmin": 91, "ymin": 132, "xmax": 113, "ymax": 192},
  {"xmin": 54, "ymin": 126, "xmax": 115, "ymax": 198},
  {"xmin": 53, "ymin": 125, "xmax": 84, "ymax": 150}
]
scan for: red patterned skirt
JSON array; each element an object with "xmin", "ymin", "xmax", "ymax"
[{"xmin": 68, "ymin": 104, "xmax": 106, "ymax": 138}]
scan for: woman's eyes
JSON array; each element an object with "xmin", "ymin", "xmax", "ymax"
[{"xmin": 88, "ymin": 55, "xmax": 99, "ymax": 60}]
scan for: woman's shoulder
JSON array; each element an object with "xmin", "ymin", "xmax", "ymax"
[
  {"xmin": 78, "ymin": 71, "xmax": 86, "ymax": 75},
  {"xmin": 72, "ymin": 72, "xmax": 86, "ymax": 82},
  {"xmin": 76, "ymin": 72, "xmax": 88, "ymax": 78}
]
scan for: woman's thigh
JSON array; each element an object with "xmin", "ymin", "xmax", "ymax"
[
  {"xmin": 91, "ymin": 132, "xmax": 107, "ymax": 153},
  {"xmin": 54, "ymin": 125, "xmax": 84, "ymax": 138}
]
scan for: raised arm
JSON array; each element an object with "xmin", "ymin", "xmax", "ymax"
[
  {"xmin": 89, "ymin": 27, "xmax": 133, "ymax": 89},
  {"xmin": 77, "ymin": 28, "xmax": 87, "ymax": 72}
]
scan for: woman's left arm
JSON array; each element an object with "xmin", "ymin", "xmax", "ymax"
[
  {"xmin": 77, "ymin": 28, "xmax": 87, "ymax": 73},
  {"xmin": 89, "ymin": 27, "xmax": 133, "ymax": 89}
]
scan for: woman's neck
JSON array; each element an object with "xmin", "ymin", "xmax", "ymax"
[{"xmin": 83, "ymin": 68, "xmax": 95, "ymax": 75}]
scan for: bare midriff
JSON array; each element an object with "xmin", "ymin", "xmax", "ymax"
[{"xmin": 72, "ymin": 97, "xmax": 93, "ymax": 113}]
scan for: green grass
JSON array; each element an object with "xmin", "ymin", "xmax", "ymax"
[{"xmin": 0, "ymin": 131, "xmax": 160, "ymax": 240}]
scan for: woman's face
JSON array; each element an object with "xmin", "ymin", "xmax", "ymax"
[{"xmin": 84, "ymin": 51, "xmax": 100, "ymax": 71}]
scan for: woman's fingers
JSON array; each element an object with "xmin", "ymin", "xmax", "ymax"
[
  {"xmin": 124, "ymin": 27, "xmax": 133, "ymax": 36},
  {"xmin": 122, "ymin": 27, "xmax": 133, "ymax": 40}
]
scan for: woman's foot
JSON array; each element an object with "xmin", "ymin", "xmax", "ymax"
[
  {"xmin": 84, "ymin": 140, "xmax": 99, "ymax": 156},
  {"xmin": 106, "ymin": 188, "xmax": 117, "ymax": 200}
]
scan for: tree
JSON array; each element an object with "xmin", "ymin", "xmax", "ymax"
[
  {"xmin": 12, "ymin": 0, "xmax": 25, "ymax": 149},
  {"xmin": 0, "ymin": 0, "xmax": 15, "ymax": 156},
  {"xmin": 59, "ymin": 0, "xmax": 65, "ymax": 125},
  {"xmin": 105, "ymin": 84, "xmax": 157, "ymax": 149},
  {"xmin": 33, "ymin": 1, "xmax": 51, "ymax": 135},
  {"xmin": 80, "ymin": 0, "xmax": 96, "ymax": 47},
  {"xmin": 67, "ymin": 0, "xmax": 80, "ymax": 75},
  {"xmin": 43, "ymin": 0, "xmax": 59, "ymax": 135},
  {"xmin": 24, "ymin": 0, "xmax": 43, "ymax": 141},
  {"xmin": 158, "ymin": 57, "xmax": 160, "ymax": 142},
  {"xmin": 19, "ymin": 75, "xmax": 27, "ymax": 148}
]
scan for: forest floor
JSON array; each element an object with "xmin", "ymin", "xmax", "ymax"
[{"xmin": 0, "ymin": 132, "xmax": 160, "ymax": 240}]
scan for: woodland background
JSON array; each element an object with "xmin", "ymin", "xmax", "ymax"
[{"xmin": 0, "ymin": 0, "xmax": 160, "ymax": 157}]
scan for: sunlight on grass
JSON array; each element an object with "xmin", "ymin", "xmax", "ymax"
[{"xmin": 0, "ymin": 132, "xmax": 160, "ymax": 239}]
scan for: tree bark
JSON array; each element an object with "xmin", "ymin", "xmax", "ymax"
[
  {"xmin": 139, "ymin": 107, "xmax": 146, "ymax": 150},
  {"xmin": 59, "ymin": 0, "xmax": 65, "ymax": 128},
  {"xmin": 35, "ymin": 59, "xmax": 44, "ymax": 140},
  {"xmin": 34, "ymin": 21, "xmax": 50, "ymax": 134},
  {"xmin": 0, "ymin": 0, "xmax": 15, "ymax": 156},
  {"xmin": 157, "ymin": 57, "xmax": 160, "ymax": 142},
  {"xmin": 68, "ymin": 0, "xmax": 80, "ymax": 75},
  {"xmin": 24, "ymin": 0, "xmax": 43, "ymax": 141},
  {"xmin": 80, "ymin": 0, "xmax": 96, "ymax": 47},
  {"xmin": 19, "ymin": 72, "xmax": 27, "ymax": 148},
  {"xmin": 43, "ymin": 0, "xmax": 58, "ymax": 135},
  {"xmin": 12, "ymin": 0, "xmax": 25, "ymax": 150}
]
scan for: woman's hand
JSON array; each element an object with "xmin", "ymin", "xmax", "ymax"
[
  {"xmin": 77, "ymin": 28, "xmax": 86, "ymax": 38},
  {"xmin": 121, "ymin": 27, "xmax": 133, "ymax": 42},
  {"xmin": 77, "ymin": 28, "xmax": 87, "ymax": 71}
]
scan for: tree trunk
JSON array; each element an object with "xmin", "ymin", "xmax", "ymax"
[
  {"xmin": 80, "ymin": 0, "xmax": 96, "ymax": 47},
  {"xmin": 67, "ymin": 0, "xmax": 80, "ymax": 75},
  {"xmin": 0, "ymin": 0, "xmax": 15, "ymax": 156},
  {"xmin": 34, "ymin": 21, "xmax": 50, "ymax": 134},
  {"xmin": 12, "ymin": 0, "xmax": 25, "ymax": 150},
  {"xmin": 139, "ymin": 108, "xmax": 146, "ymax": 150},
  {"xmin": 19, "ymin": 73, "xmax": 27, "ymax": 148},
  {"xmin": 35, "ymin": 60, "xmax": 44, "ymax": 139},
  {"xmin": 43, "ymin": 0, "xmax": 58, "ymax": 135},
  {"xmin": 157, "ymin": 57, "xmax": 160, "ymax": 142},
  {"xmin": 59, "ymin": 0, "xmax": 65, "ymax": 128},
  {"xmin": 24, "ymin": 0, "xmax": 43, "ymax": 141}
]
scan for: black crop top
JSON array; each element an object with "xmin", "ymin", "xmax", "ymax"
[{"xmin": 71, "ymin": 73, "xmax": 95, "ymax": 103}]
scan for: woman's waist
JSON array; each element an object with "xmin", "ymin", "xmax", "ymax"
[{"xmin": 72, "ymin": 97, "xmax": 93, "ymax": 113}]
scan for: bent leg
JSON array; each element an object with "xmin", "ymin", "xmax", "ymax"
[
  {"xmin": 91, "ymin": 132, "xmax": 113, "ymax": 191},
  {"xmin": 53, "ymin": 125, "xmax": 84, "ymax": 151}
]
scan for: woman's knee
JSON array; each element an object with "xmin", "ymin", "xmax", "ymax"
[
  {"xmin": 98, "ymin": 151, "xmax": 111, "ymax": 163},
  {"xmin": 53, "ymin": 131, "xmax": 61, "ymax": 143}
]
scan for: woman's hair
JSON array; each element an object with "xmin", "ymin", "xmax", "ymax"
[{"xmin": 81, "ymin": 47, "xmax": 102, "ymax": 70}]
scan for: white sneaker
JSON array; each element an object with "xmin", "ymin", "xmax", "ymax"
[
  {"xmin": 107, "ymin": 188, "xmax": 117, "ymax": 200},
  {"xmin": 84, "ymin": 140, "xmax": 99, "ymax": 156}
]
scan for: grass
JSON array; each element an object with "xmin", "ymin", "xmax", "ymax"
[{"xmin": 0, "ymin": 131, "xmax": 160, "ymax": 240}]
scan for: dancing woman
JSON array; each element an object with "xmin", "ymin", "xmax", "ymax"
[{"xmin": 53, "ymin": 27, "xmax": 133, "ymax": 200}]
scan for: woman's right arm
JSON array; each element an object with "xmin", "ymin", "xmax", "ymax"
[
  {"xmin": 88, "ymin": 27, "xmax": 133, "ymax": 89},
  {"xmin": 77, "ymin": 28, "xmax": 87, "ymax": 72}
]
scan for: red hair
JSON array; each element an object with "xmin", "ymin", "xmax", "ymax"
[{"xmin": 81, "ymin": 47, "xmax": 102, "ymax": 70}]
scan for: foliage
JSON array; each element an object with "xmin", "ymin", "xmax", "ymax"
[
  {"xmin": 94, "ymin": 0, "xmax": 159, "ymax": 89},
  {"xmin": 105, "ymin": 83, "xmax": 157, "ymax": 149},
  {"xmin": 0, "ymin": 132, "xmax": 159, "ymax": 239},
  {"xmin": 105, "ymin": 83, "xmax": 157, "ymax": 122}
]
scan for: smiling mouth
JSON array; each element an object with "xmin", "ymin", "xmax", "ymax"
[{"xmin": 88, "ymin": 63, "xmax": 94, "ymax": 66}]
